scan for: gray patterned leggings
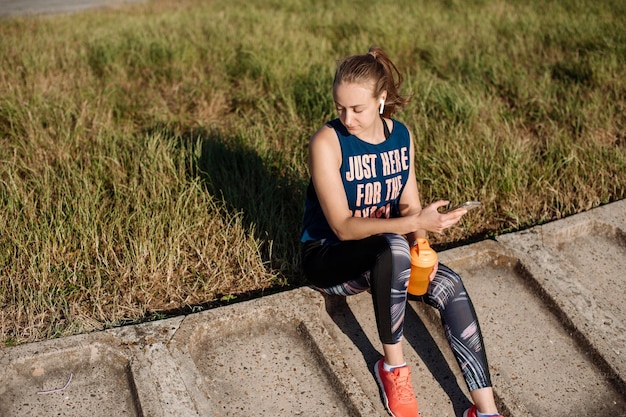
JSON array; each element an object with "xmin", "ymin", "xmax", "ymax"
[{"xmin": 301, "ymin": 233, "xmax": 492, "ymax": 392}]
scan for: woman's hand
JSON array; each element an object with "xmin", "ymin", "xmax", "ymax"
[{"xmin": 417, "ymin": 200, "xmax": 467, "ymax": 234}]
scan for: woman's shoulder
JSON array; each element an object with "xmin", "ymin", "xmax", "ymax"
[
  {"xmin": 309, "ymin": 121, "xmax": 341, "ymax": 152},
  {"xmin": 309, "ymin": 123, "xmax": 342, "ymax": 167},
  {"xmin": 311, "ymin": 121, "xmax": 337, "ymax": 141}
]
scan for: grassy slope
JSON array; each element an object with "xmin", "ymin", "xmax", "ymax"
[{"xmin": 0, "ymin": 0, "xmax": 624, "ymax": 344}]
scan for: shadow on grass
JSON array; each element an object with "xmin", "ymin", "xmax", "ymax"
[
  {"xmin": 142, "ymin": 126, "xmax": 308, "ymax": 315},
  {"xmin": 192, "ymin": 130, "xmax": 306, "ymax": 276}
]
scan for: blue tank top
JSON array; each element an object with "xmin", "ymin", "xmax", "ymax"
[{"xmin": 301, "ymin": 118, "xmax": 411, "ymax": 243}]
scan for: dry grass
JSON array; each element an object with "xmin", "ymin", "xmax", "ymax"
[{"xmin": 0, "ymin": 0, "xmax": 624, "ymax": 344}]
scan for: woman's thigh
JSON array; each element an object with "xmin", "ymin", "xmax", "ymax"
[{"xmin": 301, "ymin": 234, "xmax": 400, "ymax": 288}]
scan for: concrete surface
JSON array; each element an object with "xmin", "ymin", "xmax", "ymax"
[{"xmin": 1, "ymin": 199, "xmax": 624, "ymax": 416}]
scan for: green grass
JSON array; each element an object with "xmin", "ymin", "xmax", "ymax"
[{"xmin": 1, "ymin": 0, "xmax": 624, "ymax": 344}]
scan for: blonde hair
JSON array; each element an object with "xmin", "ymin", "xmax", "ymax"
[{"xmin": 333, "ymin": 46, "xmax": 410, "ymax": 117}]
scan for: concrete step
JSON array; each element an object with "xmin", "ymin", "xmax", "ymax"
[{"xmin": 1, "ymin": 199, "xmax": 624, "ymax": 416}]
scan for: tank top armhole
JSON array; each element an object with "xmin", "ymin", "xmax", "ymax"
[{"xmin": 325, "ymin": 120, "xmax": 345, "ymax": 167}]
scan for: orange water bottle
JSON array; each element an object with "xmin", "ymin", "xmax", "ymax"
[{"xmin": 408, "ymin": 238, "xmax": 438, "ymax": 296}]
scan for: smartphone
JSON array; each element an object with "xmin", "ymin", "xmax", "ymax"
[{"xmin": 442, "ymin": 201, "xmax": 481, "ymax": 213}]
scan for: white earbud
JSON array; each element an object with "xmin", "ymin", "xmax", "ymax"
[{"xmin": 379, "ymin": 100, "xmax": 385, "ymax": 115}]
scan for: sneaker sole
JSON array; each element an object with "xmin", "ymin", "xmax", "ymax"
[{"xmin": 373, "ymin": 359, "xmax": 396, "ymax": 417}]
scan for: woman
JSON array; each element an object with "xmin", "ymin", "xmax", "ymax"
[{"xmin": 300, "ymin": 46, "xmax": 503, "ymax": 417}]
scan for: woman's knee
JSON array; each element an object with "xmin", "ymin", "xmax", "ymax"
[
  {"xmin": 368, "ymin": 234, "xmax": 411, "ymax": 290},
  {"xmin": 384, "ymin": 233, "xmax": 411, "ymax": 266},
  {"xmin": 428, "ymin": 264, "xmax": 466, "ymax": 309}
]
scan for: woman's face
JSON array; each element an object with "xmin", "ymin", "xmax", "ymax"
[{"xmin": 333, "ymin": 81, "xmax": 382, "ymax": 138}]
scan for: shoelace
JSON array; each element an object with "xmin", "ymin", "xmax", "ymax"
[{"xmin": 391, "ymin": 369, "xmax": 414, "ymax": 402}]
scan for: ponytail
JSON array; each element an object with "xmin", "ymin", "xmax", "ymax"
[{"xmin": 333, "ymin": 46, "xmax": 410, "ymax": 117}]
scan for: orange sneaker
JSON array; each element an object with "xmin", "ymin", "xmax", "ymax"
[{"xmin": 374, "ymin": 359, "xmax": 418, "ymax": 417}]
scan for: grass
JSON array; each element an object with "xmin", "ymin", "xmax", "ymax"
[{"xmin": 0, "ymin": 0, "xmax": 624, "ymax": 344}]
